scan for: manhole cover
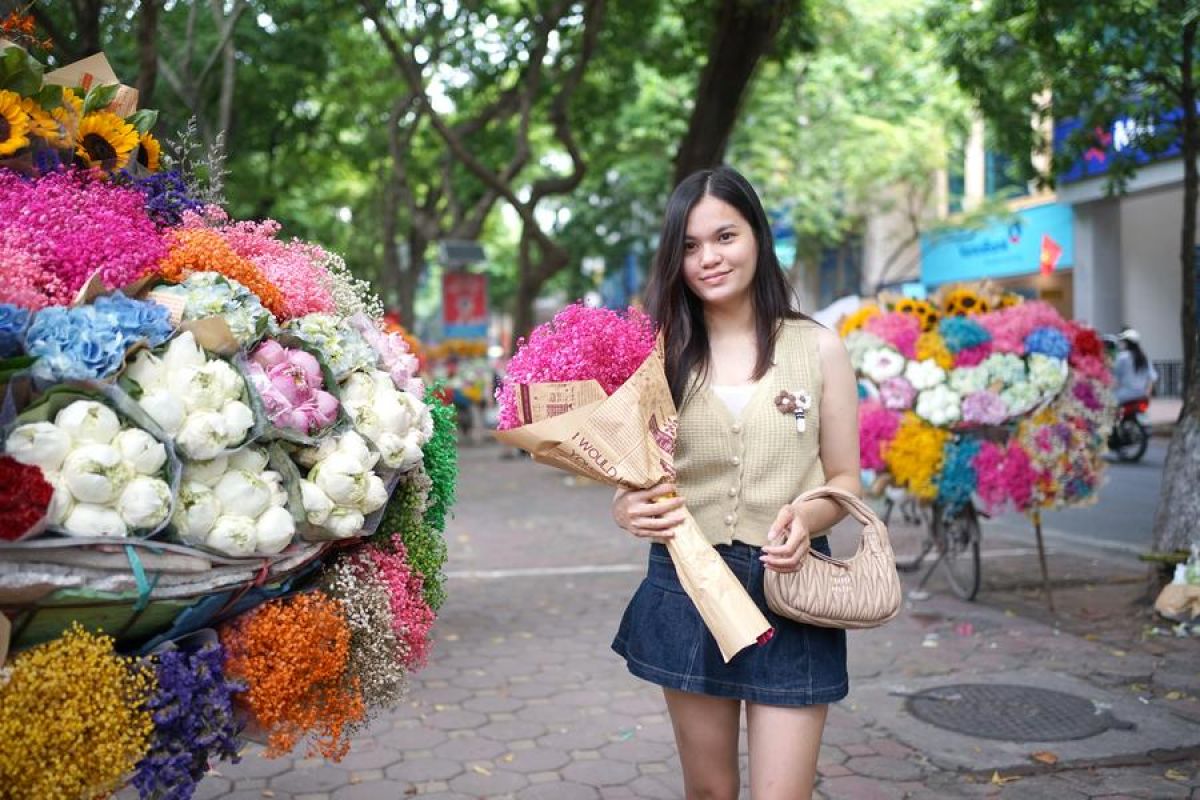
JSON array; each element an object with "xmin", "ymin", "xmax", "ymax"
[{"xmin": 904, "ymin": 684, "xmax": 1135, "ymax": 741}]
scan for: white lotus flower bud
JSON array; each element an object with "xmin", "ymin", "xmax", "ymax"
[
  {"xmin": 45, "ymin": 472, "xmax": 74, "ymax": 526},
  {"xmin": 182, "ymin": 455, "xmax": 229, "ymax": 487},
  {"xmin": 374, "ymin": 392, "xmax": 411, "ymax": 435},
  {"xmin": 228, "ymin": 446, "xmax": 269, "ymax": 474},
  {"xmin": 205, "ymin": 514, "xmax": 257, "ymax": 557},
  {"xmin": 396, "ymin": 391, "xmax": 434, "ymax": 443},
  {"xmin": 294, "ymin": 437, "xmax": 337, "ymax": 469},
  {"xmin": 176, "ymin": 411, "xmax": 229, "ymax": 460},
  {"xmin": 117, "ymin": 476, "xmax": 172, "ymax": 529},
  {"xmin": 255, "ymin": 506, "xmax": 295, "ymax": 554},
  {"xmin": 173, "ymin": 481, "xmax": 220, "ymax": 544},
  {"xmin": 125, "ymin": 350, "xmax": 168, "ymax": 394},
  {"xmin": 311, "ymin": 452, "xmax": 368, "ymax": 507},
  {"xmin": 341, "ymin": 371, "xmax": 376, "ymax": 408},
  {"xmin": 64, "ymin": 503, "xmax": 128, "ymax": 537},
  {"xmin": 220, "ymin": 400, "xmax": 254, "ymax": 444},
  {"xmin": 324, "ymin": 508, "xmax": 365, "ymax": 539},
  {"xmin": 163, "ymin": 330, "xmax": 206, "ymax": 375},
  {"xmin": 112, "ymin": 429, "xmax": 167, "ymax": 475},
  {"xmin": 139, "ymin": 391, "xmax": 186, "ymax": 436},
  {"xmin": 397, "ymin": 432, "xmax": 425, "ymax": 472},
  {"xmin": 375, "ymin": 432, "xmax": 408, "ymax": 469},
  {"xmin": 177, "ymin": 361, "xmax": 233, "ymax": 412},
  {"xmin": 336, "ymin": 431, "xmax": 378, "ymax": 469},
  {"xmin": 363, "ymin": 473, "xmax": 388, "ymax": 514},
  {"xmin": 5, "ymin": 422, "xmax": 72, "ymax": 471},
  {"xmin": 55, "ymin": 401, "xmax": 121, "ymax": 445},
  {"xmin": 213, "ymin": 469, "xmax": 272, "ymax": 519},
  {"xmin": 300, "ymin": 480, "xmax": 333, "ymax": 525},
  {"xmin": 62, "ymin": 443, "xmax": 133, "ymax": 504},
  {"xmin": 261, "ymin": 470, "xmax": 287, "ymax": 506}
]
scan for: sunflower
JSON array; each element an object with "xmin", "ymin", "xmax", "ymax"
[
  {"xmin": 996, "ymin": 291, "xmax": 1023, "ymax": 309},
  {"xmin": 892, "ymin": 297, "xmax": 940, "ymax": 332},
  {"xmin": 75, "ymin": 110, "xmax": 138, "ymax": 169},
  {"xmin": 838, "ymin": 304, "xmax": 880, "ymax": 337},
  {"xmin": 52, "ymin": 88, "xmax": 83, "ymax": 144},
  {"xmin": 941, "ymin": 287, "xmax": 990, "ymax": 317},
  {"xmin": 20, "ymin": 96, "xmax": 65, "ymax": 144},
  {"xmin": 0, "ymin": 90, "xmax": 31, "ymax": 157},
  {"xmin": 136, "ymin": 131, "xmax": 161, "ymax": 172}
]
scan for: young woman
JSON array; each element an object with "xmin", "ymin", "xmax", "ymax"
[
  {"xmin": 610, "ymin": 166, "xmax": 861, "ymax": 799},
  {"xmin": 1113, "ymin": 328, "xmax": 1158, "ymax": 404}
]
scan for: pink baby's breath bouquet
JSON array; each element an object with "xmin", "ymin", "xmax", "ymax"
[{"xmin": 495, "ymin": 304, "xmax": 771, "ymax": 662}]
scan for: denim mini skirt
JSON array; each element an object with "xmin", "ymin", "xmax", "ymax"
[{"xmin": 611, "ymin": 538, "xmax": 848, "ymax": 707}]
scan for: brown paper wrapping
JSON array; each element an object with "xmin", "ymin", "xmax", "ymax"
[
  {"xmin": 494, "ymin": 340, "xmax": 772, "ymax": 662},
  {"xmin": 44, "ymin": 52, "xmax": 139, "ymax": 117}
]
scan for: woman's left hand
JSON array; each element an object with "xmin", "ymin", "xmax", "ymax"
[{"xmin": 761, "ymin": 502, "xmax": 810, "ymax": 572}]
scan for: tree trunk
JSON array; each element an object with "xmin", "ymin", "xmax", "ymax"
[
  {"xmin": 399, "ymin": 232, "xmax": 422, "ymax": 327},
  {"xmin": 72, "ymin": 0, "xmax": 104, "ymax": 56},
  {"xmin": 136, "ymin": 0, "xmax": 160, "ymax": 105},
  {"xmin": 671, "ymin": 0, "xmax": 794, "ymax": 185},
  {"xmin": 1151, "ymin": 17, "xmax": 1200, "ymax": 555}
]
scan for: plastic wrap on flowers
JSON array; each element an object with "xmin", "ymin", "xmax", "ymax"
[
  {"xmin": 0, "ymin": 37, "xmax": 458, "ymax": 786},
  {"xmin": 843, "ymin": 285, "xmax": 1115, "ymax": 514},
  {"xmin": 4, "ymin": 385, "xmax": 182, "ymax": 539}
]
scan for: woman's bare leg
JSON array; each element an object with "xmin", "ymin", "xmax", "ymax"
[
  {"xmin": 663, "ymin": 688, "xmax": 742, "ymax": 800},
  {"xmin": 745, "ymin": 702, "xmax": 828, "ymax": 800}
]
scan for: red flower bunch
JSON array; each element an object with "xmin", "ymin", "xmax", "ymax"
[{"xmin": 0, "ymin": 456, "xmax": 53, "ymax": 541}]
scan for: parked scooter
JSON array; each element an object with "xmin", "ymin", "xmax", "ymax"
[{"xmin": 1108, "ymin": 397, "xmax": 1150, "ymax": 463}]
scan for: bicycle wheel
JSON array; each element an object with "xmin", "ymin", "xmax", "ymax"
[{"xmin": 932, "ymin": 502, "xmax": 981, "ymax": 601}]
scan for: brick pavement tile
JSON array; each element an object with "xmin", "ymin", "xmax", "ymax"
[
  {"xmin": 432, "ymin": 734, "xmax": 508, "ymax": 762},
  {"xmin": 507, "ymin": 681, "xmax": 562, "ymax": 699},
  {"xmin": 841, "ymin": 743, "xmax": 877, "ymax": 757},
  {"xmin": 448, "ymin": 768, "xmax": 529, "ymax": 796},
  {"xmin": 562, "ymin": 760, "xmax": 640, "ymax": 787},
  {"xmin": 844, "ymin": 755, "xmax": 925, "ymax": 781},
  {"xmin": 516, "ymin": 781, "xmax": 602, "ymax": 800},
  {"xmin": 270, "ymin": 765, "xmax": 350, "ymax": 793},
  {"xmin": 818, "ymin": 763, "xmax": 854, "ymax": 778},
  {"xmin": 192, "ymin": 776, "xmax": 233, "ymax": 799},
  {"xmin": 233, "ymin": 778, "xmax": 267, "ymax": 789},
  {"xmin": 607, "ymin": 693, "xmax": 668, "ymax": 717},
  {"xmin": 450, "ymin": 669, "xmax": 509, "ymax": 690},
  {"xmin": 817, "ymin": 775, "xmax": 897, "ymax": 800},
  {"xmin": 478, "ymin": 719, "xmax": 549, "ymax": 741},
  {"xmin": 819, "ymin": 744, "xmax": 847, "ymax": 765},
  {"xmin": 418, "ymin": 686, "xmax": 473, "ymax": 705},
  {"xmin": 601, "ymin": 739, "xmax": 676, "ymax": 763},
  {"xmin": 331, "ymin": 783, "xmax": 401, "ymax": 800},
  {"xmin": 820, "ymin": 725, "xmax": 870, "ymax": 747},
  {"xmin": 206, "ymin": 792, "xmax": 286, "ymax": 800},
  {"xmin": 516, "ymin": 702, "xmax": 584, "ymax": 724},
  {"xmin": 330, "ymin": 743, "xmax": 402, "ymax": 771},
  {"xmin": 997, "ymin": 776, "xmax": 1088, "ymax": 798},
  {"xmin": 462, "ymin": 695, "xmax": 526, "ymax": 714},
  {"xmin": 378, "ymin": 724, "xmax": 448, "ymax": 752},
  {"xmin": 383, "ymin": 757, "xmax": 464, "ymax": 783},
  {"xmin": 497, "ymin": 746, "xmax": 571, "ymax": 773},
  {"xmin": 422, "ymin": 709, "xmax": 489, "ymax": 731},
  {"xmin": 555, "ymin": 689, "xmax": 614, "ymax": 707},
  {"xmin": 216, "ymin": 751, "xmax": 293, "ymax": 779},
  {"xmin": 870, "ymin": 738, "xmax": 916, "ymax": 759}
]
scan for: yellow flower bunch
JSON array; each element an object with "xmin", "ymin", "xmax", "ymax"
[
  {"xmin": 884, "ymin": 413, "xmax": 949, "ymax": 500},
  {"xmin": 916, "ymin": 330, "xmax": 955, "ymax": 370},
  {"xmin": 0, "ymin": 624, "xmax": 155, "ymax": 800},
  {"xmin": 892, "ymin": 297, "xmax": 941, "ymax": 332},
  {"xmin": 940, "ymin": 287, "xmax": 990, "ymax": 317},
  {"xmin": 839, "ymin": 304, "xmax": 880, "ymax": 337}
]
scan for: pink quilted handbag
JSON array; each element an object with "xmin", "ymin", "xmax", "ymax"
[{"xmin": 764, "ymin": 486, "xmax": 902, "ymax": 629}]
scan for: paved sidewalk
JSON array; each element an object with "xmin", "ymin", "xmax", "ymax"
[{"xmin": 198, "ymin": 442, "xmax": 1200, "ymax": 800}]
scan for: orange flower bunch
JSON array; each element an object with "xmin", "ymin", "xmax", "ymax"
[
  {"xmin": 158, "ymin": 227, "xmax": 287, "ymax": 319},
  {"xmin": 219, "ymin": 592, "xmax": 366, "ymax": 760}
]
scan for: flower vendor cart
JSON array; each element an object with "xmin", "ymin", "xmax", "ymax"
[
  {"xmin": 0, "ymin": 37, "xmax": 457, "ymax": 800},
  {"xmin": 842, "ymin": 284, "xmax": 1117, "ymax": 610}
]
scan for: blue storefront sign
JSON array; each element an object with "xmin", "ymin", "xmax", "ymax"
[
  {"xmin": 1054, "ymin": 106, "xmax": 1188, "ymax": 184},
  {"xmin": 920, "ymin": 202, "xmax": 1074, "ymax": 287}
]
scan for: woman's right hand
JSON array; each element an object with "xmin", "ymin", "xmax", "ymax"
[{"xmin": 612, "ymin": 483, "xmax": 685, "ymax": 540}]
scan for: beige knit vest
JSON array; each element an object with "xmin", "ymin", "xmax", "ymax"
[{"xmin": 676, "ymin": 319, "xmax": 826, "ymax": 547}]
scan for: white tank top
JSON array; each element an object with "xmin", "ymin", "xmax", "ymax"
[{"xmin": 710, "ymin": 383, "xmax": 757, "ymax": 419}]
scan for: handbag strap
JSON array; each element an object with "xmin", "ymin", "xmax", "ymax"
[{"xmin": 793, "ymin": 485, "xmax": 892, "ymax": 553}]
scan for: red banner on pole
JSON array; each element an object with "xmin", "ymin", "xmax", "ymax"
[{"xmin": 442, "ymin": 272, "xmax": 488, "ymax": 338}]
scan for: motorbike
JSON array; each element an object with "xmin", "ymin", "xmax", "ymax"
[{"xmin": 1108, "ymin": 397, "xmax": 1150, "ymax": 463}]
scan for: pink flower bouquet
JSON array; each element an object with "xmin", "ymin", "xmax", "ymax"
[
  {"xmin": 495, "ymin": 304, "xmax": 772, "ymax": 662},
  {"xmin": 245, "ymin": 339, "xmax": 340, "ymax": 438}
]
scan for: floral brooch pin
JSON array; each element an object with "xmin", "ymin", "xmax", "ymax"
[{"xmin": 774, "ymin": 388, "xmax": 813, "ymax": 433}]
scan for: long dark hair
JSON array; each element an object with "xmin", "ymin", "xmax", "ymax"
[
  {"xmin": 1126, "ymin": 340, "xmax": 1149, "ymax": 372},
  {"xmin": 644, "ymin": 166, "xmax": 804, "ymax": 407}
]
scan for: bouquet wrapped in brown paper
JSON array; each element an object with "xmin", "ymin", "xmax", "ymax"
[{"xmin": 494, "ymin": 305, "xmax": 772, "ymax": 661}]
